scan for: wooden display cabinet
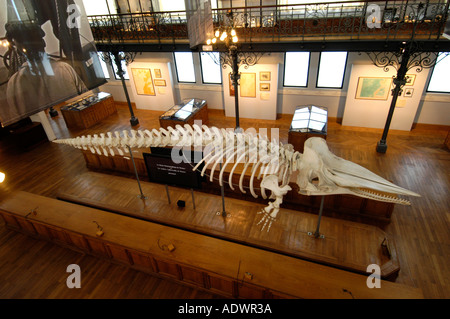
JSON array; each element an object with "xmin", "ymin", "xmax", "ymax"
[
  {"xmin": 61, "ymin": 92, "xmax": 117, "ymax": 130},
  {"xmin": 0, "ymin": 191, "xmax": 423, "ymax": 299}
]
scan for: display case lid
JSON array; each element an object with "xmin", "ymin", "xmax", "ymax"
[
  {"xmin": 290, "ymin": 105, "xmax": 328, "ymax": 134},
  {"xmin": 60, "ymin": 92, "xmax": 112, "ymax": 111},
  {"xmin": 160, "ymin": 98, "xmax": 207, "ymax": 120}
]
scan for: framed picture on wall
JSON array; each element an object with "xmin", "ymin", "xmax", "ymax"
[
  {"xmin": 405, "ymin": 74, "xmax": 416, "ymax": 86},
  {"xmin": 131, "ymin": 68, "xmax": 155, "ymax": 96},
  {"xmin": 154, "ymin": 69, "xmax": 162, "ymax": 78},
  {"xmin": 260, "ymin": 83, "xmax": 270, "ymax": 91},
  {"xmin": 260, "ymin": 71, "xmax": 271, "ymax": 81},
  {"xmin": 240, "ymin": 73, "xmax": 257, "ymax": 98},
  {"xmin": 404, "ymin": 88, "xmax": 414, "ymax": 97},
  {"xmin": 355, "ymin": 77, "xmax": 392, "ymax": 100},
  {"xmin": 154, "ymin": 79, "xmax": 166, "ymax": 86}
]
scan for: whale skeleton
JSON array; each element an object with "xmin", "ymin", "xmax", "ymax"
[{"xmin": 53, "ymin": 124, "xmax": 420, "ymax": 232}]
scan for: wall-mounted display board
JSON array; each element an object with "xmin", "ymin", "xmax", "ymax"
[
  {"xmin": 342, "ymin": 64, "xmax": 429, "ymax": 131},
  {"xmin": 355, "ymin": 77, "xmax": 392, "ymax": 100},
  {"xmin": 127, "ymin": 62, "xmax": 175, "ymax": 111},
  {"xmin": 239, "ymin": 73, "xmax": 257, "ymax": 98},
  {"xmin": 222, "ymin": 64, "xmax": 279, "ymax": 121},
  {"xmin": 131, "ymin": 68, "xmax": 155, "ymax": 96}
]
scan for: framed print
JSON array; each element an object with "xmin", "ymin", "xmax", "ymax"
[
  {"xmin": 154, "ymin": 79, "xmax": 166, "ymax": 86},
  {"xmin": 260, "ymin": 83, "xmax": 270, "ymax": 91},
  {"xmin": 260, "ymin": 92, "xmax": 270, "ymax": 100},
  {"xmin": 355, "ymin": 77, "xmax": 392, "ymax": 100},
  {"xmin": 405, "ymin": 74, "xmax": 416, "ymax": 86},
  {"xmin": 131, "ymin": 68, "xmax": 155, "ymax": 96},
  {"xmin": 404, "ymin": 88, "xmax": 414, "ymax": 97},
  {"xmin": 240, "ymin": 73, "xmax": 256, "ymax": 98},
  {"xmin": 229, "ymin": 73, "xmax": 235, "ymax": 96},
  {"xmin": 260, "ymin": 71, "xmax": 271, "ymax": 81},
  {"xmin": 154, "ymin": 69, "xmax": 162, "ymax": 78}
]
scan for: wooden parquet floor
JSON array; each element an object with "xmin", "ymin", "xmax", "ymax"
[{"xmin": 0, "ymin": 102, "xmax": 449, "ymax": 299}]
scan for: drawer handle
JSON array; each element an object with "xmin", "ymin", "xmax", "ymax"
[
  {"xmin": 157, "ymin": 238, "xmax": 176, "ymax": 252},
  {"xmin": 25, "ymin": 206, "xmax": 38, "ymax": 219},
  {"xmin": 93, "ymin": 221, "xmax": 104, "ymax": 237}
]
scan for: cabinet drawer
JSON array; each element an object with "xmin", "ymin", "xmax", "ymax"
[
  {"xmin": 107, "ymin": 244, "xmax": 133, "ymax": 265},
  {"xmin": 128, "ymin": 249, "xmax": 156, "ymax": 272},
  {"xmin": 154, "ymin": 258, "xmax": 181, "ymax": 279}
]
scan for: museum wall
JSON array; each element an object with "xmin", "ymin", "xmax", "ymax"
[{"xmin": 98, "ymin": 51, "xmax": 450, "ymax": 128}]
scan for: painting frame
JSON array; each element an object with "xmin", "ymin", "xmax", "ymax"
[
  {"xmin": 355, "ymin": 77, "xmax": 392, "ymax": 100},
  {"xmin": 154, "ymin": 79, "xmax": 166, "ymax": 87},
  {"xmin": 131, "ymin": 68, "xmax": 155, "ymax": 96},
  {"xmin": 240, "ymin": 72, "xmax": 257, "ymax": 98},
  {"xmin": 404, "ymin": 88, "xmax": 414, "ymax": 97},
  {"xmin": 260, "ymin": 83, "xmax": 270, "ymax": 91},
  {"xmin": 259, "ymin": 71, "xmax": 271, "ymax": 81},
  {"xmin": 154, "ymin": 69, "xmax": 162, "ymax": 78},
  {"xmin": 405, "ymin": 74, "xmax": 416, "ymax": 86}
]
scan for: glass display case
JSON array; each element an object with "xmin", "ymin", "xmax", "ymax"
[
  {"xmin": 159, "ymin": 98, "xmax": 208, "ymax": 129},
  {"xmin": 60, "ymin": 92, "xmax": 116, "ymax": 129},
  {"xmin": 60, "ymin": 92, "xmax": 112, "ymax": 112},
  {"xmin": 288, "ymin": 105, "xmax": 328, "ymax": 152},
  {"xmin": 290, "ymin": 105, "xmax": 328, "ymax": 134}
]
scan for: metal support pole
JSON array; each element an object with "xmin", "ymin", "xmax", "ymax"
[
  {"xmin": 112, "ymin": 52, "xmax": 139, "ymax": 127},
  {"xmin": 127, "ymin": 146, "xmax": 147, "ymax": 200},
  {"xmin": 191, "ymin": 188, "xmax": 196, "ymax": 210},
  {"xmin": 165, "ymin": 185, "xmax": 171, "ymax": 204},
  {"xmin": 231, "ymin": 48, "xmax": 241, "ymax": 132},
  {"xmin": 217, "ymin": 163, "xmax": 228, "ymax": 217},
  {"xmin": 309, "ymin": 195, "xmax": 325, "ymax": 239},
  {"xmin": 376, "ymin": 46, "xmax": 410, "ymax": 153}
]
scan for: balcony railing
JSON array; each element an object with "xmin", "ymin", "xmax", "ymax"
[{"xmin": 88, "ymin": 1, "xmax": 450, "ymax": 48}]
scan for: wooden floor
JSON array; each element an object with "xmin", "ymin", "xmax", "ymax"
[{"xmin": 0, "ymin": 102, "xmax": 449, "ymax": 299}]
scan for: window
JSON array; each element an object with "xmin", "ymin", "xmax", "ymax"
[
  {"xmin": 97, "ymin": 52, "xmax": 110, "ymax": 79},
  {"xmin": 159, "ymin": 0, "xmax": 186, "ymax": 11},
  {"xmin": 82, "ymin": 0, "xmax": 116, "ymax": 15},
  {"xmin": 283, "ymin": 52, "xmax": 310, "ymax": 87},
  {"xmin": 174, "ymin": 52, "xmax": 196, "ymax": 83},
  {"xmin": 316, "ymin": 51, "xmax": 348, "ymax": 88},
  {"xmin": 200, "ymin": 52, "xmax": 222, "ymax": 84},
  {"xmin": 427, "ymin": 52, "xmax": 450, "ymax": 93}
]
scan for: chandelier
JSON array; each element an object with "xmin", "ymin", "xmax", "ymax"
[{"xmin": 203, "ymin": 10, "xmax": 264, "ymax": 130}]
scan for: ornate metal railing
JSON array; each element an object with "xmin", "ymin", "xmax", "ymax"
[
  {"xmin": 88, "ymin": 11, "xmax": 189, "ymax": 44},
  {"xmin": 88, "ymin": 1, "xmax": 450, "ymax": 47}
]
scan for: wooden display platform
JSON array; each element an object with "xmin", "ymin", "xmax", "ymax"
[
  {"xmin": 81, "ymin": 149, "xmax": 396, "ymax": 227},
  {"xmin": 57, "ymin": 172, "xmax": 401, "ymax": 281},
  {"xmin": 0, "ymin": 191, "xmax": 422, "ymax": 299}
]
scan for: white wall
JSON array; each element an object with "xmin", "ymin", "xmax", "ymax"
[
  {"xmin": 98, "ymin": 51, "xmax": 450, "ymax": 129},
  {"xmin": 222, "ymin": 63, "xmax": 279, "ymax": 120},
  {"xmin": 126, "ymin": 61, "xmax": 175, "ymax": 112},
  {"xmin": 342, "ymin": 63, "xmax": 430, "ymax": 131}
]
